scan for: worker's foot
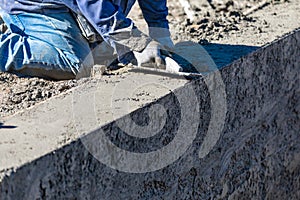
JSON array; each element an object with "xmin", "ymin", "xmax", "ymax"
[{"xmin": 13, "ymin": 66, "xmax": 76, "ymax": 80}]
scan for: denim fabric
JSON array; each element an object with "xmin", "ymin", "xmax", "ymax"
[
  {"xmin": 0, "ymin": 0, "xmax": 170, "ymax": 78},
  {"xmin": 1, "ymin": 0, "xmax": 170, "ymax": 55},
  {"xmin": 0, "ymin": 10, "xmax": 93, "ymax": 76}
]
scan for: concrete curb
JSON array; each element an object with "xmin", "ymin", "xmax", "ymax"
[{"xmin": 1, "ymin": 29, "xmax": 299, "ymax": 199}]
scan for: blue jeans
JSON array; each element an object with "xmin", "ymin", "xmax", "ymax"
[{"xmin": 0, "ymin": 11, "xmax": 94, "ymax": 79}]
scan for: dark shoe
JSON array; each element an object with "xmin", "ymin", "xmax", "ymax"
[{"xmin": 0, "ymin": 15, "xmax": 8, "ymax": 34}]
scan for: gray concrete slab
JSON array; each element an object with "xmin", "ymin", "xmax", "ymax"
[
  {"xmin": 0, "ymin": 73, "xmax": 189, "ymax": 171},
  {"xmin": 0, "ymin": 27, "xmax": 299, "ymax": 199}
]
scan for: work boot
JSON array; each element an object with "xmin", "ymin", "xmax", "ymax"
[{"xmin": 0, "ymin": 15, "xmax": 8, "ymax": 34}]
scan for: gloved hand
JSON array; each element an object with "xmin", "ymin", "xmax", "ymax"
[
  {"xmin": 133, "ymin": 40, "xmax": 164, "ymax": 68},
  {"xmin": 155, "ymin": 36, "xmax": 175, "ymax": 50},
  {"xmin": 132, "ymin": 38, "xmax": 182, "ymax": 72}
]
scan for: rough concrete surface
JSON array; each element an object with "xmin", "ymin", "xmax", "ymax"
[
  {"xmin": 0, "ymin": 0, "xmax": 300, "ymax": 199},
  {"xmin": 1, "ymin": 0, "xmax": 300, "ymax": 117},
  {"xmin": 0, "ymin": 73, "xmax": 188, "ymax": 171},
  {"xmin": 0, "ymin": 26, "xmax": 299, "ymax": 200}
]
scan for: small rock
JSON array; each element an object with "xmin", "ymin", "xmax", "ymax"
[{"xmin": 198, "ymin": 39, "xmax": 210, "ymax": 45}]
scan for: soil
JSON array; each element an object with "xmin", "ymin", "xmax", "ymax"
[{"xmin": 0, "ymin": 0, "xmax": 299, "ymax": 118}]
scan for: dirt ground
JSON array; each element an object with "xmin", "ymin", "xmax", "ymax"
[{"xmin": 0, "ymin": 0, "xmax": 299, "ymax": 118}]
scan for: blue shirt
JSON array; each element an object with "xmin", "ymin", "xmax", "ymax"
[{"xmin": 0, "ymin": 0, "xmax": 170, "ymax": 58}]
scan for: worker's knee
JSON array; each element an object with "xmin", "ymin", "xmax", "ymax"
[{"xmin": 0, "ymin": 11, "xmax": 94, "ymax": 80}]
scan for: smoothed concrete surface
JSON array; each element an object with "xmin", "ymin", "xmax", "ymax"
[
  {"xmin": 0, "ymin": 29, "xmax": 300, "ymax": 199},
  {"xmin": 0, "ymin": 74, "xmax": 188, "ymax": 171}
]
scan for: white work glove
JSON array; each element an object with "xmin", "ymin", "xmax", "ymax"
[
  {"xmin": 132, "ymin": 37, "xmax": 174, "ymax": 67},
  {"xmin": 132, "ymin": 35, "xmax": 183, "ymax": 73},
  {"xmin": 155, "ymin": 36, "xmax": 175, "ymax": 51},
  {"xmin": 133, "ymin": 40, "xmax": 164, "ymax": 68}
]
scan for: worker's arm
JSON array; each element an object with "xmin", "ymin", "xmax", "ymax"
[
  {"xmin": 137, "ymin": 0, "xmax": 169, "ymax": 37},
  {"xmin": 137, "ymin": 0, "xmax": 173, "ymax": 49},
  {"xmin": 75, "ymin": 0, "xmax": 152, "ymax": 64}
]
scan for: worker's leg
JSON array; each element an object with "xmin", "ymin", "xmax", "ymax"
[{"xmin": 0, "ymin": 11, "xmax": 93, "ymax": 80}]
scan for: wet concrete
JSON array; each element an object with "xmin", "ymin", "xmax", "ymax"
[{"xmin": 0, "ymin": 27, "xmax": 299, "ymax": 199}]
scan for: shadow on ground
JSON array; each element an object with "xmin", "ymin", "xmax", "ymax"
[
  {"xmin": 171, "ymin": 41, "xmax": 260, "ymax": 73},
  {"xmin": 201, "ymin": 43, "xmax": 260, "ymax": 68}
]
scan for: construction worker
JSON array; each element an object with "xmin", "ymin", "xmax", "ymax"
[{"xmin": 0, "ymin": 0, "xmax": 174, "ymax": 80}]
